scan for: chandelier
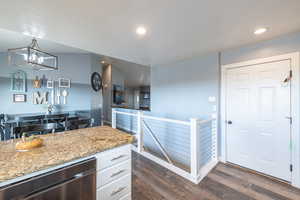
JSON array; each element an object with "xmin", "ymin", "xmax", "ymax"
[{"xmin": 8, "ymin": 38, "xmax": 58, "ymax": 70}]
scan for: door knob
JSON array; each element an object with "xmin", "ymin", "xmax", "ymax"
[{"xmin": 227, "ymin": 120, "xmax": 232, "ymax": 124}]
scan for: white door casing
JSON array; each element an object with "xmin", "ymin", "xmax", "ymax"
[{"xmin": 221, "ymin": 52, "xmax": 300, "ymax": 188}]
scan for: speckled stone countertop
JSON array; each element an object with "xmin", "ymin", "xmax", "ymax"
[{"xmin": 0, "ymin": 126, "xmax": 134, "ymax": 183}]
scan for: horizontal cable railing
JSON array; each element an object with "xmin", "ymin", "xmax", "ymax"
[
  {"xmin": 112, "ymin": 108, "xmax": 218, "ymax": 184},
  {"xmin": 142, "ymin": 115, "xmax": 191, "ymax": 171}
]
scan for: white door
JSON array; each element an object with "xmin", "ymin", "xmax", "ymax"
[{"xmin": 226, "ymin": 60, "xmax": 292, "ymax": 181}]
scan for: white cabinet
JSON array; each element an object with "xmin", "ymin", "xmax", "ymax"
[
  {"xmin": 96, "ymin": 144, "xmax": 132, "ymax": 200},
  {"xmin": 97, "ymin": 174, "xmax": 131, "ymax": 200},
  {"xmin": 97, "ymin": 160, "xmax": 131, "ymax": 187},
  {"xmin": 97, "ymin": 145, "xmax": 131, "ymax": 170}
]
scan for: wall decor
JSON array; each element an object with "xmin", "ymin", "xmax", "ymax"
[
  {"xmin": 33, "ymin": 91, "xmax": 49, "ymax": 104},
  {"xmin": 91, "ymin": 72, "xmax": 102, "ymax": 92},
  {"xmin": 13, "ymin": 94, "xmax": 26, "ymax": 103},
  {"xmin": 11, "ymin": 70, "xmax": 27, "ymax": 92},
  {"xmin": 51, "ymin": 89, "xmax": 55, "ymax": 105},
  {"xmin": 58, "ymin": 78, "xmax": 71, "ymax": 88},
  {"xmin": 33, "ymin": 76, "xmax": 41, "ymax": 88},
  {"xmin": 47, "ymin": 80, "xmax": 54, "ymax": 89},
  {"xmin": 41, "ymin": 75, "xmax": 48, "ymax": 88},
  {"xmin": 62, "ymin": 89, "xmax": 68, "ymax": 104},
  {"xmin": 56, "ymin": 88, "xmax": 61, "ymax": 104}
]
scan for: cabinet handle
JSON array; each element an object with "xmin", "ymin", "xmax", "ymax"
[
  {"xmin": 111, "ymin": 155, "xmax": 126, "ymax": 161},
  {"xmin": 110, "ymin": 170, "xmax": 125, "ymax": 178},
  {"xmin": 111, "ymin": 187, "xmax": 126, "ymax": 196}
]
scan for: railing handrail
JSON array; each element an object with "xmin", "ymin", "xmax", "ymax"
[
  {"xmin": 113, "ymin": 109, "xmax": 191, "ymax": 126},
  {"xmin": 142, "ymin": 115, "xmax": 190, "ymax": 126},
  {"xmin": 197, "ymin": 118, "xmax": 216, "ymax": 125},
  {"xmin": 113, "ymin": 110, "xmax": 137, "ymax": 117}
]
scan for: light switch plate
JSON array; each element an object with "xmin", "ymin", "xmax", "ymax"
[
  {"xmin": 208, "ymin": 96, "xmax": 216, "ymax": 102},
  {"xmin": 211, "ymin": 113, "xmax": 217, "ymax": 119},
  {"xmin": 212, "ymin": 105, "xmax": 217, "ymax": 111}
]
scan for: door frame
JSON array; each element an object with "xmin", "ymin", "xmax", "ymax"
[{"xmin": 220, "ymin": 52, "xmax": 300, "ymax": 188}]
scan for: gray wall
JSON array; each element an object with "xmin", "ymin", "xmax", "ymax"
[
  {"xmin": 121, "ymin": 52, "xmax": 220, "ymax": 166},
  {"xmin": 90, "ymin": 54, "xmax": 103, "ymax": 126},
  {"xmin": 151, "ymin": 52, "xmax": 219, "ymax": 120},
  {"xmin": 0, "ymin": 53, "xmax": 102, "ymax": 118}
]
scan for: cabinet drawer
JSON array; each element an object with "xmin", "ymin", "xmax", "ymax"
[
  {"xmin": 97, "ymin": 174, "xmax": 131, "ymax": 200},
  {"xmin": 97, "ymin": 160, "xmax": 131, "ymax": 188},
  {"xmin": 97, "ymin": 145, "xmax": 131, "ymax": 170},
  {"xmin": 119, "ymin": 193, "xmax": 131, "ymax": 200}
]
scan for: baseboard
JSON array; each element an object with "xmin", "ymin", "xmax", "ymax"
[
  {"xmin": 196, "ymin": 159, "xmax": 219, "ymax": 184},
  {"xmin": 219, "ymin": 156, "xmax": 226, "ymax": 163},
  {"xmin": 102, "ymin": 120, "xmax": 111, "ymax": 125}
]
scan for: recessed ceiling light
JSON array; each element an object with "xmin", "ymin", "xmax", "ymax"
[
  {"xmin": 136, "ymin": 26, "xmax": 147, "ymax": 36},
  {"xmin": 101, "ymin": 61, "xmax": 105, "ymax": 64},
  {"xmin": 254, "ymin": 27, "xmax": 268, "ymax": 35}
]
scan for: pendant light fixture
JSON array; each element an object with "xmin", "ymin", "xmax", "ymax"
[{"xmin": 8, "ymin": 38, "xmax": 58, "ymax": 70}]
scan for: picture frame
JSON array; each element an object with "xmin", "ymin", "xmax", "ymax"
[
  {"xmin": 11, "ymin": 70, "xmax": 27, "ymax": 92},
  {"xmin": 58, "ymin": 78, "xmax": 71, "ymax": 88},
  {"xmin": 13, "ymin": 94, "xmax": 26, "ymax": 103},
  {"xmin": 47, "ymin": 80, "xmax": 54, "ymax": 89}
]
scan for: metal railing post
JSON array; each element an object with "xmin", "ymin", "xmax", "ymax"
[
  {"xmin": 211, "ymin": 119, "xmax": 218, "ymax": 160},
  {"xmin": 111, "ymin": 108, "xmax": 117, "ymax": 129},
  {"xmin": 137, "ymin": 111, "xmax": 144, "ymax": 153},
  {"xmin": 190, "ymin": 118, "xmax": 199, "ymax": 181}
]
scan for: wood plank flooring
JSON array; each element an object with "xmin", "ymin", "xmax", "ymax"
[{"xmin": 132, "ymin": 152, "xmax": 300, "ymax": 200}]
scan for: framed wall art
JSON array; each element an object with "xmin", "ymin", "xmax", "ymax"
[
  {"xmin": 11, "ymin": 70, "xmax": 27, "ymax": 92},
  {"xmin": 13, "ymin": 94, "xmax": 26, "ymax": 103},
  {"xmin": 47, "ymin": 80, "xmax": 54, "ymax": 88},
  {"xmin": 58, "ymin": 78, "xmax": 71, "ymax": 88}
]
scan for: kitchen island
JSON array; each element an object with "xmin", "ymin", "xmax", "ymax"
[{"xmin": 0, "ymin": 126, "xmax": 134, "ymax": 200}]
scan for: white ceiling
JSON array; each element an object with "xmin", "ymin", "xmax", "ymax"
[{"xmin": 0, "ymin": 0, "xmax": 300, "ymax": 66}]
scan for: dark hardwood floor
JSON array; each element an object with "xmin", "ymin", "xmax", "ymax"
[{"xmin": 132, "ymin": 152, "xmax": 300, "ymax": 200}]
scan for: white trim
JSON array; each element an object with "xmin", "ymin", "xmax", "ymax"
[
  {"xmin": 290, "ymin": 53, "xmax": 300, "ymax": 188},
  {"xmin": 102, "ymin": 120, "xmax": 111, "ymax": 125},
  {"xmin": 142, "ymin": 115, "xmax": 191, "ymax": 126},
  {"xmin": 197, "ymin": 159, "xmax": 218, "ymax": 183},
  {"xmin": 114, "ymin": 111, "xmax": 138, "ymax": 117},
  {"xmin": 137, "ymin": 111, "xmax": 144, "ymax": 153},
  {"xmin": 116, "ymin": 124, "xmax": 137, "ymax": 134},
  {"xmin": 111, "ymin": 108, "xmax": 117, "ymax": 129},
  {"xmin": 197, "ymin": 118, "xmax": 214, "ymax": 124},
  {"xmin": 190, "ymin": 118, "xmax": 198, "ymax": 179},
  {"xmin": 221, "ymin": 52, "xmax": 300, "ymax": 188}
]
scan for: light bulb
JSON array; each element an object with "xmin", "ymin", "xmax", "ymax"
[{"xmin": 136, "ymin": 26, "xmax": 147, "ymax": 36}]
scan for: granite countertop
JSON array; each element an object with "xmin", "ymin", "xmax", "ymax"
[{"xmin": 0, "ymin": 126, "xmax": 134, "ymax": 183}]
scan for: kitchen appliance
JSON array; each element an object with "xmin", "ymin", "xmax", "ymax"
[{"xmin": 0, "ymin": 158, "xmax": 96, "ymax": 200}]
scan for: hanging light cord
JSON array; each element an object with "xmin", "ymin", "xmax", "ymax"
[{"xmin": 30, "ymin": 38, "xmax": 41, "ymax": 50}]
